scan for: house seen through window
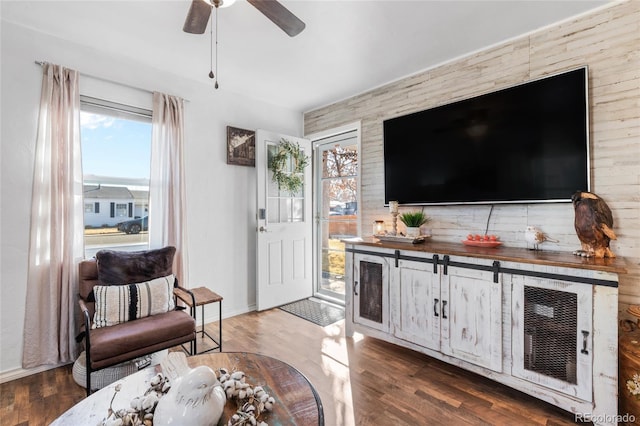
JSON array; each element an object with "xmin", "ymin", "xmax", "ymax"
[{"xmin": 80, "ymin": 96, "xmax": 152, "ymax": 258}]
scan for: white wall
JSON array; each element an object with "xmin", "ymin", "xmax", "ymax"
[{"xmin": 0, "ymin": 21, "xmax": 303, "ymax": 378}]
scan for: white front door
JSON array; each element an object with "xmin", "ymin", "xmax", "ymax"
[{"xmin": 256, "ymin": 130, "xmax": 313, "ymax": 311}]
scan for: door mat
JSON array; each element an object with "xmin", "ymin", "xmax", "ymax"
[{"xmin": 279, "ymin": 298, "xmax": 345, "ymax": 327}]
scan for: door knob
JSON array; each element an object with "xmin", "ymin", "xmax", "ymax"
[{"xmin": 259, "ymin": 226, "xmax": 268, "ymax": 233}]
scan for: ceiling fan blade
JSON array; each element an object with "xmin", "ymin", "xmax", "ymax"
[
  {"xmin": 247, "ymin": 0, "xmax": 305, "ymax": 37},
  {"xmin": 183, "ymin": 0, "xmax": 212, "ymax": 34}
]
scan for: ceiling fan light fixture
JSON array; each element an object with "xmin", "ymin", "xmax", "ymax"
[
  {"xmin": 203, "ymin": 0, "xmax": 236, "ymax": 8},
  {"xmin": 186, "ymin": 0, "xmax": 305, "ymax": 36}
]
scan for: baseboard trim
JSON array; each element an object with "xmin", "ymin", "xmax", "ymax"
[
  {"xmin": 202, "ymin": 304, "xmax": 255, "ymax": 325},
  {"xmin": 0, "ymin": 362, "xmax": 69, "ymax": 384}
]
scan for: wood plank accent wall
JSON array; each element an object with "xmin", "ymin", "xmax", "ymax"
[{"xmin": 304, "ymin": 1, "xmax": 640, "ymax": 313}]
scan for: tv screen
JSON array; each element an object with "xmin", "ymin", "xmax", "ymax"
[{"xmin": 383, "ymin": 67, "xmax": 590, "ymax": 205}]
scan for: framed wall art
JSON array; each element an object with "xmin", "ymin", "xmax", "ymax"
[{"xmin": 227, "ymin": 126, "xmax": 256, "ymax": 167}]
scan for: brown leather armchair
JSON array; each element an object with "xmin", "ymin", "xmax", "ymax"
[{"xmin": 77, "ymin": 247, "xmax": 196, "ymax": 395}]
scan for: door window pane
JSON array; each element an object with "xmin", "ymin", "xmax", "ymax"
[
  {"xmin": 279, "ymin": 199, "xmax": 291, "ymax": 223},
  {"xmin": 324, "ymin": 178, "xmax": 357, "ymax": 220},
  {"xmin": 268, "ymin": 198, "xmax": 279, "ymax": 223},
  {"xmin": 322, "ymin": 145, "xmax": 357, "ymax": 179},
  {"xmin": 267, "ymin": 142, "xmax": 307, "ymax": 224}
]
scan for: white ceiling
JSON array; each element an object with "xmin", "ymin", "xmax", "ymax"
[{"xmin": 1, "ymin": 0, "xmax": 608, "ymax": 112}]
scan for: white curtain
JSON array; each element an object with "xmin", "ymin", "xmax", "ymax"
[
  {"xmin": 149, "ymin": 92, "xmax": 189, "ymax": 287},
  {"xmin": 22, "ymin": 63, "xmax": 84, "ymax": 368}
]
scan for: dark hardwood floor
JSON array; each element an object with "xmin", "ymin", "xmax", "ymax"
[{"xmin": 0, "ymin": 309, "xmax": 583, "ymax": 425}]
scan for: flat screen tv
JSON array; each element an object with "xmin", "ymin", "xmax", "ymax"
[{"xmin": 383, "ymin": 67, "xmax": 590, "ymax": 205}]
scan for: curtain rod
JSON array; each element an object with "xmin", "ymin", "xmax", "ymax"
[{"xmin": 34, "ymin": 60, "xmax": 190, "ymax": 102}]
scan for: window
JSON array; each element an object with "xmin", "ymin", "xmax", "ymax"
[
  {"xmin": 115, "ymin": 203, "xmax": 128, "ymax": 217},
  {"xmin": 80, "ymin": 96, "xmax": 152, "ymax": 258}
]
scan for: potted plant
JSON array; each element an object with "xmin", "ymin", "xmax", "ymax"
[{"xmin": 399, "ymin": 211, "xmax": 431, "ymax": 237}]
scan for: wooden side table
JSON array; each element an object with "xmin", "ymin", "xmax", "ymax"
[{"xmin": 174, "ymin": 286, "xmax": 223, "ymax": 354}]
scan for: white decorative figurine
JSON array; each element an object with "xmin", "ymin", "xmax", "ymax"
[
  {"xmin": 154, "ymin": 353, "xmax": 226, "ymax": 426},
  {"xmin": 525, "ymin": 226, "xmax": 558, "ymax": 251}
]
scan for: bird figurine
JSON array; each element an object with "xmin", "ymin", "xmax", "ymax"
[
  {"xmin": 525, "ymin": 226, "xmax": 559, "ymax": 251},
  {"xmin": 571, "ymin": 191, "xmax": 617, "ymax": 258},
  {"xmin": 154, "ymin": 352, "xmax": 226, "ymax": 426}
]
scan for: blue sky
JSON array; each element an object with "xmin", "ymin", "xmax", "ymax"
[{"xmin": 80, "ymin": 112, "xmax": 152, "ymax": 180}]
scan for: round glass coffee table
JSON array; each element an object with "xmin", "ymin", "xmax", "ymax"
[{"xmin": 52, "ymin": 352, "xmax": 324, "ymax": 425}]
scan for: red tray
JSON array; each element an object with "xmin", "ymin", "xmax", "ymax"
[{"xmin": 462, "ymin": 240, "xmax": 503, "ymax": 248}]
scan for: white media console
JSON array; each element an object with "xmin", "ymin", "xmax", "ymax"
[{"xmin": 344, "ymin": 239, "xmax": 627, "ymax": 425}]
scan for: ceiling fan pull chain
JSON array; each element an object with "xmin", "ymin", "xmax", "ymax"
[
  {"xmin": 215, "ymin": 4, "xmax": 219, "ymax": 89},
  {"xmin": 208, "ymin": 9, "xmax": 214, "ymax": 80}
]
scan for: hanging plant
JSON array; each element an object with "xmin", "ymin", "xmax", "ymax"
[{"xmin": 269, "ymin": 139, "xmax": 309, "ymax": 194}]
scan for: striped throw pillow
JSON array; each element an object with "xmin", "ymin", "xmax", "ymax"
[{"xmin": 92, "ymin": 275, "xmax": 176, "ymax": 329}]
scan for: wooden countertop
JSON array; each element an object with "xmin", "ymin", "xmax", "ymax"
[{"xmin": 344, "ymin": 238, "xmax": 628, "ymax": 275}]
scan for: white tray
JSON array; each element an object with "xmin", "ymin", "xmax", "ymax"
[{"xmin": 374, "ymin": 234, "xmax": 429, "ymax": 244}]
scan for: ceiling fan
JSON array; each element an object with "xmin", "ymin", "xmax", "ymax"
[{"xmin": 183, "ymin": 0, "xmax": 306, "ymax": 37}]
